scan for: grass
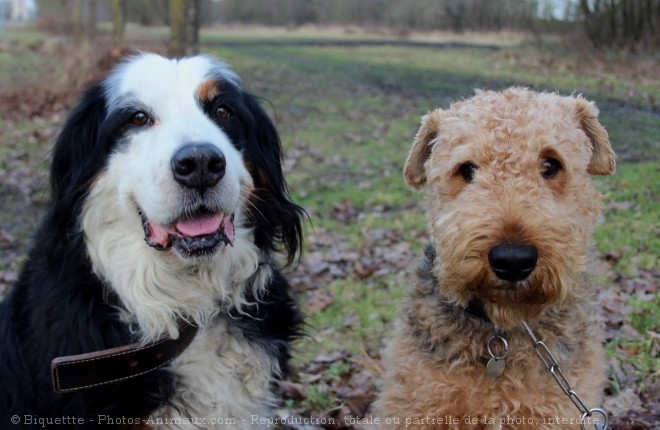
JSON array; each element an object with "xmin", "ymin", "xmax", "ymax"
[
  {"xmin": 300, "ymin": 275, "xmax": 407, "ymax": 363},
  {"xmin": 0, "ymin": 25, "xmax": 658, "ymax": 415},
  {"xmin": 203, "ymin": 36, "xmax": 659, "ymax": 408},
  {"xmin": 596, "ymin": 164, "xmax": 659, "ymax": 395},
  {"xmin": 630, "ymin": 296, "xmax": 660, "ymax": 334},
  {"xmin": 594, "ymin": 162, "xmax": 660, "ymax": 276},
  {"xmin": 606, "ymin": 311, "xmax": 659, "ymax": 395},
  {"xmin": 0, "ymin": 51, "xmax": 39, "ymax": 89}
]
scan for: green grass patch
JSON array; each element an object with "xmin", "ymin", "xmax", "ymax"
[
  {"xmin": 630, "ymin": 295, "xmax": 660, "ymax": 334},
  {"xmin": 206, "ymin": 41, "xmax": 659, "ymax": 386},
  {"xmin": 596, "ymin": 163, "xmax": 658, "ymax": 394},
  {"xmin": 594, "ymin": 162, "xmax": 660, "ymax": 276},
  {"xmin": 0, "ymin": 51, "xmax": 42, "ymax": 94},
  {"xmin": 211, "ymin": 42, "xmax": 659, "ymax": 168},
  {"xmin": 1, "ymin": 27, "xmax": 657, "ymax": 410},
  {"xmin": 295, "ymin": 275, "xmax": 407, "ymax": 364},
  {"xmin": 607, "ymin": 333, "xmax": 659, "ymax": 394}
]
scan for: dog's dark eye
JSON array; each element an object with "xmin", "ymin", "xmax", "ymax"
[
  {"xmin": 214, "ymin": 105, "xmax": 232, "ymax": 121},
  {"xmin": 541, "ymin": 158, "xmax": 562, "ymax": 179},
  {"xmin": 130, "ymin": 112, "xmax": 150, "ymax": 127},
  {"xmin": 459, "ymin": 162, "xmax": 478, "ymax": 183}
]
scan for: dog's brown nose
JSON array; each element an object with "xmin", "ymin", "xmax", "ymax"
[
  {"xmin": 171, "ymin": 143, "xmax": 225, "ymax": 192},
  {"xmin": 488, "ymin": 243, "xmax": 537, "ymax": 282}
]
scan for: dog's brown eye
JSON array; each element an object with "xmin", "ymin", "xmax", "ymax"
[
  {"xmin": 130, "ymin": 112, "xmax": 150, "ymax": 126},
  {"xmin": 214, "ymin": 105, "xmax": 231, "ymax": 121},
  {"xmin": 459, "ymin": 162, "xmax": 477, "ymax": 183},
  {"xmin": 541, "ymin": 158, "xmax": 562, "ymax": 179}
]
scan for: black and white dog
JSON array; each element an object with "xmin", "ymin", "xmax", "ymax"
[{"xmin": 0, "ymin": 53, "xmax": 304, "ymax": 428}]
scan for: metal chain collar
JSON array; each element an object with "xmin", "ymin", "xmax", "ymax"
[{"xmin": 521, "ymin": 321, "xmax": 610, "ymax": 430}]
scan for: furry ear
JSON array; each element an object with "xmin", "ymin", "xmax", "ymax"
[
  {"xmin": 573, "ymin": 96, "xmax": 616, "ymax": 176},
  {"xmin": 403, "ymin": 109, "xmax": 444, "ymax": 189},
  {"xmin": 49, "ymin": 85, "xmax": 108, "ymax": 232},
  {"xmin": 51, "ymin": 85, "xmax": 108, "ymax": 203},
  {"xmin": 242, "ymin": 93, "xmax": 305, "ymax": 265}
]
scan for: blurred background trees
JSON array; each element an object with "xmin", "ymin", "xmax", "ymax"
[
  {"xmin": 213, "ymin": 0, "xmax": 540, "ymax": 33},
  {"xmin": 9, "ymin": 0, "xmax": 660, "ymax": 52},
  {"xmin": 210, "ymin": 0, "xmax": 658, "ymax": 48},
  {"xmin": 579, "ymin": 0, "xmax": 659, "ymax": 48}
]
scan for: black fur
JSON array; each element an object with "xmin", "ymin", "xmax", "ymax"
[
  {"xmin": 0, "ymin": 64, "xmax": 303, "ymax": 427},
  {"xmin": 203, "ymin": 85, "xmax": 305, "ymax": 265}
]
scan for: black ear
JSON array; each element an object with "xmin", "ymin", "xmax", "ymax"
[
  {"xmin": 49, "ymin": 85, "xmax": 108, "ymax": 232},
  {"xmin": 242, "ymin": 93, "xmax": 305, "ymax": 265}
]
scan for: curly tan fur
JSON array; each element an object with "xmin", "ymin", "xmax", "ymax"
[{"xmin": 375, "ymin": 88, "xmax": 615, "ymax": 429}]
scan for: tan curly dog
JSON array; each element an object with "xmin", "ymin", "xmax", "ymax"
[{"xmin": 375, "ymin": 88, "xmax": 616, "ymax": 429}]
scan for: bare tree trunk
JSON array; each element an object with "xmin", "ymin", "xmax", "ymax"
[
  {"xmin": 170, "ymin": 0, "xmax": 185, "ymax": 57},
  {"xmin": 112, "ymin": 0, "xmax": 126, "ymax": 48},
  {"xmin": 609, "ymin": 0, "xmax": 618, "ymax": 42},
  {"xmin": 645, "ymin": 0, "xmax": 658, "ymax": 46},
  {"xmin": 86, "ymin": 0, "xmax": 97, "ymax": 40},
  {"xmin": 626, "ymin": 0, "xmax": 643, "ymax": 43},
  {"xmin": 184, "ymin": 0, "xmax": 200, "ymax": 56},
  {"xmin": 580, "ymin": 0, "xmax": 605, "ymax": 46},
  {"xmin": 170, "ymin": 0, "xmax": 200, "ymax": 57},
  {"xmin": 72, "ymin": 0, "xmax": 83, "ymax": 44}
]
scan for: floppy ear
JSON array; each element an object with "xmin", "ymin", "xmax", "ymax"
[
  {"xmin": 49, "ymin": 85, "xmax": 108, "ymax": 232},
  {"xmin": 51, "ymin": 85, "xmax": 108, "ymax": 204},
  {"xmin": 403, "ymin": 109, "xmax": 444, "ymax": 189},
  {"xmin": 242, "ymin": 93, "xmax": 305, "ymax": 265},
  {"xmin": 573, "ymin": 96, "xmax": 616, "ymax": 176}
]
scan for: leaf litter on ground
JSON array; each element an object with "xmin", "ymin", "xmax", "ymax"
[{"xmin": 0, "ymin": 36, "xmax": 658, "ymax": 429}]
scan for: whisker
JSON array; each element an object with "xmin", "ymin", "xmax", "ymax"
[{"xmin": 239, "ymin": 195, "xmax": 270, "ymax": 226}]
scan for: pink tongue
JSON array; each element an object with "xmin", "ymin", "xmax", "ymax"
[{"xmin": 176, "ymin": 214, "xmax": 223, "ymax": 237}]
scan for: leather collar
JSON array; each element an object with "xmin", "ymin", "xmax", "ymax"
[
  {"xmin": 463, "ymin": 298, "xmax": 492, "ymax": 324},
  {"xmin": 51, "ymin": 322, "xmax": 198, "ymax": 393}
]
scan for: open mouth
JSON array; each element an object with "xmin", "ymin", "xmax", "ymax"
[{"xmin": 139, "ymin": 207, "xmax": 235, "ymax": 258}]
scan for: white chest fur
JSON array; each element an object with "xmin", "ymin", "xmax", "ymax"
[{"xmin": 150, "ymin": 321, "xmax": 278, "ymax": 429}]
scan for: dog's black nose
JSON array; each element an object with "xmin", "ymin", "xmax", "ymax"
[
  {"xmin": 171, "ymin": 143, "xmax": 225, "ymax": 192},
  {"xmin": 488, "ymin": 243, "xmax": 537, "ymax": 282}
]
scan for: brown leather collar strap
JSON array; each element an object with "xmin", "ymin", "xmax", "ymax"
[{"xmin": 51, "ymin": 322, "xmax": 199, "ymax": 393}]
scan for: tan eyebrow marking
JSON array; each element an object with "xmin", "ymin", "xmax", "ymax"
[{"xmin": 196, "ymin": 80, "xmax": 221, "ymax": 103}]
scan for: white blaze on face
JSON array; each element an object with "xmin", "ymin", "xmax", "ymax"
[
  {"xmin": 102, "ymin": 54, "xmax": 249, "ymax": 230},
  {"xmin": 80, "ymin": 57, "xmax": 263, "ymax": 340}
]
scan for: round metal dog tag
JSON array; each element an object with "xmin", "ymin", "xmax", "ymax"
[
  {"xmin": 486, "ymin": 331, "xmax": 508, "ymax": 378},
  {"xmin": 487, "ymin": 357, "xmax": 505, "ymax": 378}
]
